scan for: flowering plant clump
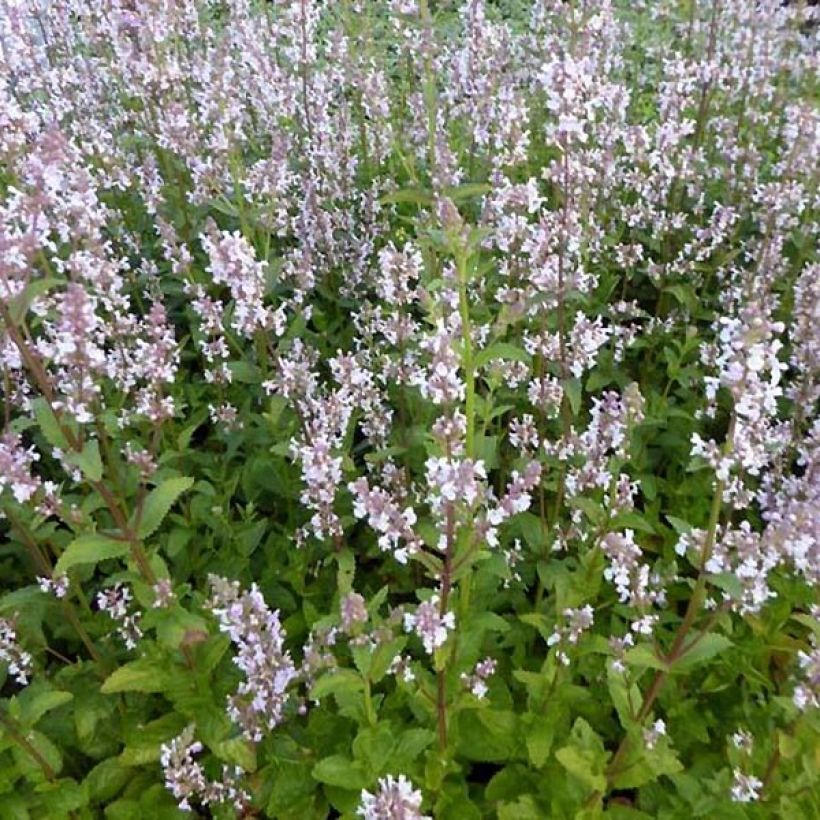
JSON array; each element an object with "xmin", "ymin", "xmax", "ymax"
[{"xmin": 0, "ymin": 0, "xmax": 817, "ymax": 817}]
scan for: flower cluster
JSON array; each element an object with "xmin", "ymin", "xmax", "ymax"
[
  {"xmin": 0, "ymin": 616, "xmax": 32, "ymax": 686},
  {"xmin": 357, "ymin": 774, "xmax": 430, "ymax": 820},
  {"xmin": 160, "ymin": 726, "xmax": 249, "ymax": 813},
  {"xmin": 207, "ymin": 576, "xmax": 298, "ymax": 742},
  {"xmin": 548, "ymin": 606, "xmax": 595, "ymax": 666},
  {"xmin": 97, "ymin": 583, "xmax": 143, "ymax": 650},
  {"xmin": 404, "ymin": 596, "xmax": 455, "ymax": 655},
  {"xmin": 460, "ymin": 657, "xmax": 497, "ymax": 700}
]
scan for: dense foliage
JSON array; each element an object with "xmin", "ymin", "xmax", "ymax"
[{"xmin": 0, "ymin": 0, "xmax": 818, "ymax": 817}]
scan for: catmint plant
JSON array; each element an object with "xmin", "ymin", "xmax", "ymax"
[{"xmin": 0, "ymin": 0, "xmax": 816, "ymax": 817}]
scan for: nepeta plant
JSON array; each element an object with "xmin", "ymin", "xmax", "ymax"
[{"xmin": 0, "ymin": 0, "xmax": 817, "ymax": 817}]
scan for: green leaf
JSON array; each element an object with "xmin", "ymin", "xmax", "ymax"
[
  {"xmin": 310, "ymin": 669, "xmax": 364, "ymax": 701},
  {"xmin": 136, "ymin": 477, "xmax": 194, "ymax": 539},
  {"xmin": 524, "ymin": 715, "xmax": 554, "ymax": 768},
  {"xmin": 55, "ymin": 533, "xmax": 129, "ymax": 575},
  {"xmin": 18, "ymin": 688, "xmax": 73, "ymax": 728},
  {"xmin": 32, "ymin": 398, "xmax": 69, "ymax": 450},
  {"xmin": 498, "ymin": 795, "xmax": 542, "ymax": 820},
  {"xmin": 352, "ymin": 724, "xmax": 395, "ymax": 775},
  {"xmin": 380, "ymin": 187, "xmax": 434, "ymax": 206},
  {"xmin": 443, "ymin": 182, "xmax": 491, "ymax": 201},
  {"xmin": 10, "ymin": 730, "xmax": 63, "ymax": 782},
  {"xmin": 389, "ymin": 728, "xmax": 435, "ymax": 770},
  {"xmin": 153, "ymin": 605, "xmax": 209, "ymax": 650},
  {"xmin": 118, "ymin": 713, "xmax": 189, "ymax": 766},
  {"xmin": 101, "ymin": 658, "xmax": 166, "ymax": 694},
  {"xmin": 336, "ymin": 549, "xmax": 355, "ymax": 596},
  {"xmin": 84, "ymin": 759, "xmax": 133, "ymax": 803},
  {"xmin": 475, "ymin": 342, "xmax": 531, "ymax": 370},
  {"xmin": 65, "ymin": 439, "xmax": 103, "ymax": 482},
  {"xmin": 8, "ymin": 277, "xmax": 62, "ymax": 324},
  {"xmin": 665, "ymin": 515, "xmax": 692, "ymax": 534},
  {"xmin": 214, "ymin": 737, "xmax": 257, "ymax": 773},
  {"xmin": 624, "ymin": 645, "xmax": 669, "ymax": 672},
  {"xmin": 456, "ymin": 710, "xmax": 519, "ymax": 762},
  {"xmin": 555, "ymin": 718, "xmax": 608, "ymax": 793},
  {"xmin": 607, "ymin": 664, "xmax": 641, "ymax": 730},
  {"xmin": 312, "ymin": 755, "xmax": 367, "ymax": 790},
  {"xmin": 563, "ymin": 377, "xmax": 583, "ymax": 415},
  {"xmin": 610, "ymin": 511, "xmax": 656, "ymax": 534},
  {"xmin": 674, "ymin": 633, "xmax": 733, "ymax": 671}
]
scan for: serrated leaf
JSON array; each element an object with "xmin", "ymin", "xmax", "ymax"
[
  {"xmin": 214, "ymin": 737, "xmax": 257, "ymax": 773},
  {"xmin": 310, "ymin": 669, "xmax": 364, "ymax": 701},
  {"xmin": 65, "ymin": 439, "xmax": 103, "ymax": 482},
  {"xmin": 525, "ymin": 717, "xmax": 554, "ymax": 768},
  {"xmin": 624, "ymin": 645, "xmax": 669, "ymax": 672},
  {"xmin": 665, "ymin": 515, "xmax": 692, "ymax": 534},
  {"xmin": 674, "ymin": 633, "xmax": 733, "ymax": 671},
  {"xmin": 55, "ymin": 533, "xmax": 129, "ymax": 575},
  {"xmin": 136, "ymin": 477, "xmax": 194, "ymax": 539},
  {"xmin": 380, "ymin": 187, "xmax": 434, "ymax": 206},
  {"xmin": 312, "ymin": 755, "xmax": 367, "ymax": 789},
  {"xmin": 18, "ymin": 689, "xmax": 73, "ymax": 728},
  {"xmin": 83, "ymin": 758, "xmax": 133, "ymax": 802},
  {"xmin": 101, "ymin": 658, "xmax": 166, "ymax": 694},
  {"xmin": 563, "ymin": 378, "xmax": 583, "ymax": 415},
  {"xmin": 475, "ymin": 342, "xmax": 531, "ymax": 370},
  {"xmin": 555, "ymin": 718, "xmax": 608, "ymax": 793},
  {"xmin": 443, "ymin": 182, "xmax": 491, "ymax": 201}
]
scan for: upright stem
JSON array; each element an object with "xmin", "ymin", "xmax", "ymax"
[
  {"xmin": 456, "ymin": 250, "xmax": 475, "ymax": 460},
  {"xmin": 419, "ymin": 0, "xmax": 437, "ymax": 183},
  {"xmin": 0, "ymin": 711, "xmax": 56, "ymax": 782},
  {"xmin": 4, "ymin": 507, "xmax": 104, "ymax": 666},
  {"xmin": 594, "ymin": 466, "xmax": 728, "ymax": 800},
  {"xmin": 436, "ymin": 502, "xmax": 456, "ymax": 752}
]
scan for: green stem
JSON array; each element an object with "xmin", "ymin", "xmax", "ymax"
[
  {"xmin": 0, "ymin": 711, "xmax": 56, "ymax": 782},
  {"xmin": 456, "ymin": 250, "xmax": 475, "ymax": 459}
]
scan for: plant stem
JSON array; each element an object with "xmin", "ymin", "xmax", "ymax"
[
  {"xmin": 456, "ymin": 249, "xmax": 476, "ymax": 459},
  {"xmin": 436, "ymin": 502, "xmax": 456, "ymax": 752},
  {"xmin": 0, "ymin": 711, "xmax": 56, "ymax": 782},
  {"xmin": 592, "ymin": 466, "xmax": 728, "ymax": 801}
]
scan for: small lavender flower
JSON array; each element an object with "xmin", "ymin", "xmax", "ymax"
[
  {"xmin": 97, "ymin": 582, "xmax": 132, "ymax": 622},
  {"xmin": 125, "ymin": 443, "xmax": 157, "ymax": 480},
  {"xmin": 793, "ymin": 639, "xmax": 819, "ymax": 712},
  {"xmin": 38, "ymin": 574, "xmax": 69, "ymax": 599},
  {"xmin": 608, "ymin": 634, "xmax": 635, "ymax": 674},
  {"xmin": 461, "ymin": 657, "xmax": 497, "ymax": 699},
  {"xmin": 389, "ymin": 654, "xmax": 416, "ymax": 683},
  {"xmin": 403, "ymin": 596, "xmax": 455, "ymax": 654},
  {"xmin": 731, "ymin": 729, "xmax": 754, "ymax": 753},
  {"xmin": 730, "ymin": 769, "xmax": 763, "ymax": 803},
  {"xmin": 0, "ymin": 432, "xmax": 41, "ymax": 503},
  {"xmin": 340, "ymin": 592, "xmax": 369, "ymax": 632},
  {"xmin": 349, "ymin": 477, "xmax": 421, "ymax": 563},
  {"xmin": 152, "ymin": 578, "xmax": 176, "ymax": 609},
  {"xmin": 0, "ymin": 616, "xmax": 33, "ymax": 686},
  {"xmin": 357, "ymin": 774, "xmax": 430, "ymax": 820},
  {"xmin": 643, "ymin": 719, "xmax": 666, "ymax": 749},
  {"xmin": 97, "ymin": 583, "xmax": 143, "ymax": 649},
  {"xmin": 548, "ymin": 606, "xmax": 595, "ymax": 666}
]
